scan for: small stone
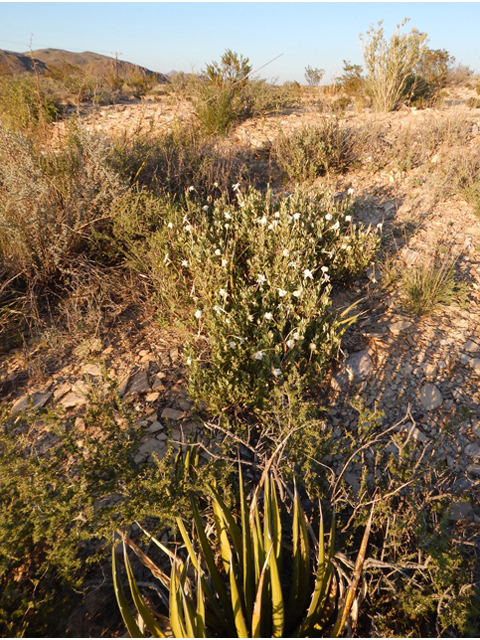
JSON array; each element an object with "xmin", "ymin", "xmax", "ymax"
[
  {"xmin": 138, "ymin": 349, "xmax": 150, "ymax": 357},
  {"xmin": 465, "ymin": 442, "xmax": 480, "ymax": 458},
  {"xmin": 137, "ymin": 438, "xmax": 167, "ymax": 460},
  {"xmin": 470, "ymin": 358, "xmax": 480, "ymax": 374},
  {"xmin": 151, "ymin": 372, "xmax": 166, "ymax": 390},
  {"xmin": 345, "ymin": 350, "xmax": 374, "ymax": 381},
  {"xmin": 72, "ymin": 379, "xmax": 88, "ymax": 394},
  {"xmin": 147, "ymin": 420, "xmax": 163, "ymax": 433},
  {"xmin": 12, "ymin": 392, "xmax": 52, "ymax": 414},
  {"xmin": 424, "ymin": 363, "xmax": 437, "ymax": 378},
  {"xmin": 467, "ymin": 465, "xmax": 480, "ymax": 476},
  {"xmin": 385, "ymin": 442, "xmax": 399, "ymax": 457},
  {"xmin": 161, "ymin": 407, "xmax": 184, "ymax": 421},
  {"xmin": 464, "ymin": 339, "xmax": 480, "ymax": 353},
  {"xmin": 450, "ymin": 501, "xmax": 473, "ymax": 521},
  {"xmin": 127, "ymin": 370, "xmax": 150, "ymax": 395},
  {"xmin": 73, "ymin": 338, "xmax": 102, "ymax": 357},
  {"xmin": 344, "ymin": 472, "xmax": 360, "ymax": 491},
  {"xmin": 81, "ymin": 363, "xmax": 102, "ymax": 377},
  {"xmin": 389, "ymin": 320, "xmax": 413, "ymax": 335},
  {"xmin": 447, "ymin": 455, "xmax": 454, "ymax": 468},
  {"xmin": 146, "ymin": 392, "xmax": 160, "ymax": 403},
  {"xmin": 177, "ymin": 399, "xmax": 193, "ymax": 412},
  {"xmin": 117, "ymin": 374, "xmax": 131, "ymax": 398},
  {"xmin": 54, "ymin": 382, "xmax": 71, "ymax": 400},
  {"xmin": 59, "ymin": 391, "xmax": 87, "ymax": 409},
  {"xmin": 472, "ymin": 420, "xmax": 480, "ymax": 437},
  {"xmin": 419, "ymin": 384, "xmax": 443, "ymax": 410}
]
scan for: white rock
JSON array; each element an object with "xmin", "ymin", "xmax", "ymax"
[
  {"xmin": 389, "ymin": 320, "xmax": 413, "ymax": 335},
  {"xmin": 345, "ymin": 350, "xmax": 374, "ymax": 381},
  {"xmin": 53, "ymin": 382, "xmax": 72, "ymax": 400},
  {"xmin": 81, "ymin": 363, "xmax": 102, "ymax": 377},
  {"xmin": 419, "ymin": 384, "xmax": 443, "ymax": 410},
  {"xmin": 470, "ymin": 358, "xmax": 480, "ymax": 374},
  {"xmin": 464, "ymin": 339, "xmax": 480, "ymax": 353},
  {"xmin": 59, "ymin": 391, "xmax": 87, "ymax": 409},
  {"xmin": 12, "ymin": 392, "xmax": 52, "ymax": 414}
]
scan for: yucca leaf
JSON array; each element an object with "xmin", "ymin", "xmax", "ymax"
[
  {"xmin": 268, "ymin": 541, "xmax": 284, "ymax": 638},
  {"xmin": 112, "ymin": 544, "xmax": 145, "ymax": 638},
  {"xmin": 252, "ymin": 547, "xmax": 272, "ymax": 638},
  {"xmin": 332, "ymin": 503, "xmax": 374, "ymax": 638},
  {"xmin": 229, "ymin": 555, "xmax": 249, "ymax": 638},
  {"xmin": 269, "ymin": 476, "xmax": 282, "ymax": 562},
  {"xmin": 196, "ymin": 559, "xmax": 206, "ymax": 638},
  {"xmin": 210, "ymin": 484, "xmax": 243, "ymax": 559},
  {"xmin": 123, "ymin": 542, "xmax": 166, "ymax": 638},
  {"xmin": 285, "ymin": 483, "xmax": 307, "ymax": 623},
  {"xmin": 180, "ymin": 572, "xmax": 197, "ymax": 639}
]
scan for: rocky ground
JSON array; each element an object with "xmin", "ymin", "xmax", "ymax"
[{"xmin": 2, "ymin": 86, "xmax": 480, "ymax": 528}]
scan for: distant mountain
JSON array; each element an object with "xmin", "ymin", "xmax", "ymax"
[{"xmin": 0, "ymin": 48, "xmax": 169, "ymax": 82}]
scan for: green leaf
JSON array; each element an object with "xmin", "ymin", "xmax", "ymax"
[
  {"xmin": 229, "ymin": 555, "xmax": 249, "ymax": 638},
  {"xmin": 212, "ymin": 494, "xmax": 232, "ymax": 574},
  {"xmin": 169, "ymin": 562, "xmax": 187, "ymax": 639},
  {"xmin": 123, "ymin": 542, "xmax": 166, "ymax": 637},
  {"xmin": 112, "ymin": 543, "xmax": 145, "ymax": 638},
  {"xmin": 268, "ymin": 542, "xmax": 284, "ymax": 638},
  {"xmin": 195, "ymin": 559, "xmax": 206, "ymax": 638},
  {"xmin": 252, "ymin": 547, "xmax": 272, "ymax": 638},
  {"xmin": 239, "ymin": 463, "xmax": 254, "ymax": 624}
]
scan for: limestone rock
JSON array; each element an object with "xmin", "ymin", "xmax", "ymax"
[
  {"xmin": 464, "ymin": 339, "xmax": 480, "ymax": 353},
  {"xmin": 12, "ymin": 392, "xmax": 52, "ymax": 414},
  {"xmin": 419, "ymin": 383, "xmax": 443, "ymax": 410},
  {"xmin": 450, "ymin": 501, "xmax": 473, "ymax": 521},
  {"xmin": 127, "ymin": 370, "xmax": 150, "ymax": 395},
  {"xmin": 389, "ymin": 320, "xmax": 413, "ymax": 335},
  {"xmin": 161, "ymin": 407, "xmax": 184, "ymax": 421},
  {"xmin": 59, "ymin": 392, "xmax": 87, "ymax": 409},
  {"xmin": 345, "ymin": 350, "xmax": 374, "ymax": 381},
  {"xmin": 81, "ymin": 363, "xmax": 102, "ymax": 377},
  {"xmin": 470, "ymin": 358, "xmax": 480, "ymax": 374}
]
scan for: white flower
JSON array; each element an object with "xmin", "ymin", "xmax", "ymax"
[
  {"xmin": 286, "ymin": 339, "xmax": 295, "ymax": 349},
  {"xmin": 215, "ymin": 249, "xmax": 221, "ymax": 256},
  {"xmin": 288, "ymin": 261, "xmax": 298, "ymax": 269},
  {"xmin": 248, "ymin": 314, "xmax": 254, "ymax": 322},
  {"xmin": 225, "ymin": 223, "xmax": 230, "ymax": 230},
  {"xmin": 181, "ymin": 260, "xmax": 189, "ymax": 267},
  {"xmin": 213, "ymin": 181, "xmax": 219, "ymax": 188},
  {"xmin": 303, "ymin": 269, "xmax": 313, "ymax": 280},
  {"xmin": 293, "ymin": 212, "xmax": 301, "ymax": 220},
  {"xmin": 268, "ymin": 223, "xmax": 273, "ymax": 231},
  {"xmin": 346, "ymin": 246, "xmax": 352, "ymax": 252},
  {"xmin": 309, "ymin": 342, "xmax": 317, "ymax": 351},
  {"xmin": 288, "ymin": 215, "xmax": 293, "ymax": 223},
  {"xmin": 331, "ymin": 221, "xmax": 340, "ymax": 232},
  {"xmin": 185, "ymin": 224, "xmax": 192, "ymax": 232},
  {"xmin": 188, "ymin": 186, "xmax": 195, "ymax": 192},
  {"xmin": 224, "ymin": 211, "xmax": 232, "ymax": 220},
  {"xmin": 232, "ymin": 182, "xmax": 241, "ymax": 191},
  {"xmin": 321, "ymin": 266, "xmax": 329, "ymax": 273},
  {"xmin": 293, "ymin": 332, "xmax": 300, "ymax": 340},
  {"xmin": 167, "ymin": 222, "xmax": 173, "ymax": 229},
  {"xmin": 186, "ymin": 357, "xmax": 192, "ymax": 366},
  {"xmin": 325, "ymin": 213, "xmax": 332, "ymax": 221},
  {"xmin": 274, "ymin": 211, "xmax": 280, "ymax": 218},
  {"xmin": 377, "ymin": 222, "xmax": 383, "ymax": 231},
  {"xmin": 239, "ymin": 337, "xmax": 246, "ymax": 345},
  {"xmin": 347, "ymin": 188, "xmax": 355, "ymax": 196},
  {"xmin": 194, "ymin": 309, "xmax": 202, "ymax": 319},
  {"xmin": 213, "ymin": 305, "xmax": 223, "ymax": 314},
  {"xmin": 282, "ymin": 249, "xmax": 289, "ymax": 257},
  {"xmin": 258, "ymin": 216, "xmax": 268, "ymax": 226},
  {"xmin": 229, "ymin": 341, "xmax": 236, "ymax": 349},
  {"xmin": 341, "ymin": 243, "xmax": 347, "ymax": 250},
  {"xmin": 345, "ymin": 215, "xmax": 352, "ymax": 222},
  {"xmin": 163, "ymin": 253, "xmax": 169, "ymax": 264},
  {"xmin": 219, "ymin": 289, "xmax": 228, "ymax": 299},
  {"xmin": 253, "ymin": 351, "xmax": 265, "ymax": 360},
  {"xmin": 293, "ymin": 290, "xmax": 301, "ymax": 297},
  {"xmin": 203, "ymin": 205, "xmax": 209, "ymax": 212},
  {"xmin": 322, "ymin": 273, "xmax": 331, "ymax": 283},
  {"xmin": 222, "ymin": 259, "xmax": 228, "ymax": 267},
  {"xmin": 278, "ymin": 288, "xmax": 287, "ymax": 297},
  {"xmin": 273, "ymin": 368, "xmax": 282, "ymax": 377},
  {"xmin": 257, "ymin": 274, "xmax": 266, "ymax": 285},
  {"xmin": 264, "ymin": 312, "xmax": 273, "ymax": 321}
]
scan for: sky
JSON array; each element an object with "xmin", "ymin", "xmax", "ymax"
[{"xmin": 1, "ymin": 2, "xmax": 480, "ymax": 84}]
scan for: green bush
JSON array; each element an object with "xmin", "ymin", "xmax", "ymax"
[
  {"xmin": 360, "ymin": 18, "xmax": 428, "ymax": 111},
  {"xmin": 271, "ymin": 119, "xmax": 361, "ymax": 183},
  {"xmin": 174, "ymin": 187, "xmax": 379, "ymax": 413},
  {"xmin": 0, "ymin": 75, "xmax": 63, "ymax": 133}
]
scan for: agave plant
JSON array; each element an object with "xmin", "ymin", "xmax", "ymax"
[{"xmin": 113, "ymin": 457, "xmax": 372, "ymax": 638}]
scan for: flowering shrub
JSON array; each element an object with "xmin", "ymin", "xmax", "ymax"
[{"xmin": 167, "ymin": 187, "xmax": 380, "ymax": 413}]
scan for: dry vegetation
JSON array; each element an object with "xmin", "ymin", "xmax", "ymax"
[{"xmin": 1, "ymin": 27, "xmax": 480, "ymax": 637}]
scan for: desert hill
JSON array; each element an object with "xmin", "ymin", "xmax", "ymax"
[{"xmin": 0, "ymin": 47, "xmax": 168, "ymax": 82}]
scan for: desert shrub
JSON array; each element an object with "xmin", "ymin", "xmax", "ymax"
[
  {"xmin": 404, "ymin": 48, "xmax": 454, "ymax": 107},
  {"xmin": 0, "ymin": 390, "xmax": 229, "ymax": 636},
  {"xmin": 0, "ymin": 123, "xmax": 128, "ymax": 290},
  {"xmin": 469, "ymin": 97, "xmax": 480, "ymax": 108},
  {"xmin": 0, "ymin": 74, "xmax": 63, "ymax": 133},
  {"xmin": 271, "ymin": 119, "xmax": 361, "ymax": 183},
  {"xmin": 304, "ymin": 65, "xmax": 325, "ymax": 87},
  {"xmin": 360, "ymin": 18, "xmax": 428, "ymax": 111},
  {"xmin": 338, "ymin": 60, "xmax": 365, "ymax": 97},
  {"xmin": 438, "ymin": 145, "xmax": 480, "ymax": 215},
  {"xmin": 110, "ymin": 122, "xmax": 247, "ymax": 200},
  {"xmin": 170, "ymin": 187, "xmax": 380, "ymax": 413}
]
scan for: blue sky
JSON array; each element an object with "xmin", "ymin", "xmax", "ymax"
[{"xmin": 1, "ymin": 3, "xmax": 479, "ymax": 84}]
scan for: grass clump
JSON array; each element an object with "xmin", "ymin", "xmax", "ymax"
[
  {"xmin": 271, "ymin": 119, "xmax": 361, "ymax": 184},
  {"xmin": 402, "ymin": 249, "xmax": 468, "ymax": 315}
]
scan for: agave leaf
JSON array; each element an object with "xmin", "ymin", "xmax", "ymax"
[
  {"xmin": 191, "ymin": 497, "xmax": 235, "ymax": 628},
  {"xmin": 134, "ymin": 521, "xmax": 178, "ymax": 564},
  {"xmin": 239, "ymin": 463, "xmax": 254, "ymax": 623},
  {"xmin": 285, "ymin": 483, "xmax": 309, "ymax": 624},
  {"xmin": 332, "ymin": 503, "xmax": 374, "ymax": 638},
  {"xmin": 229, "ymin": 555, "xmax": 249, "ymax": 638},
  {"xmin": 251, "ymin": 547, "xmax": 272, "ymax": 638},
  {"xmin": 176, "ymin": 516, "xmax": 228, "ymax": 632},
  {"xmin": 123, "ymin": 541, "xmax": 166, "ymax": 638},
  {"xmin": 268, "ymin": 541, "xmax": 284, "ymax": 638},
  {"xmin": 112, "ymin": 543, "xmax": 145, "ymax": 638},
  {"xmin": 180, "ymin": 573, "xmax": 197, "ymax": 639},
  {"xmin": 196, "ymin": 559, "xmax": 206, "ymax": 638},
  {"xmin": 269, "ymin": 475, "xmax": 282, "ymax": 562},
  {"xmin": 210, "ymin": 484, "xmax": 243, "ymax": 559},
  {"xmin": 169, "ymin": 562, "xmax": 187, "ymax": 639},
  {"xmin": 212, "ymin": 494, "xmax": 232, "ymax": 574}
]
